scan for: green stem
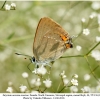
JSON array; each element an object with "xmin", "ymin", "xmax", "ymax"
[
  {"xmin": 57, "ymin": 81, "xmax": 61, "ymax": 92},
  {"xmin": 26, "ymin": 78, "xmax": 31, "ymax": 90},
  {"xmin": 86, "ymin": 42, "xmax": 100, "ymax": 56},
  {"xmin": 86, "ymin": 17, "xmax": 92, "ymax": 28},
  {"xmin": 89, "ymin": 65, "xmax": 100, "ymax": 75},
  {"xmin": 12, "ymin": 85, "xmax": 20, "ymax": 93},
  {"xmin": 61, "ymin": 55, "xmax": 84, "ymax": 58},
  {"xmin": 61, "ymin": 42, "xmax": 100, "ymax": 59},
  {"xmin": 1, "ymin": 1, "xmax": 7, "ymax": 9},
  {"xmin": 42, "ymin": 87, "xmax": 47, "ymax": 93},
  {"xmin": 84, "ymin": 56, "xmax": 100, "ymax": 82},
  {"xmin": 58, "ymin": 86, "xmax": 66, "ymax": 93}
]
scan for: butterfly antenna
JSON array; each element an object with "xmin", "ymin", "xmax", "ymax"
[
  {"xmin": 15, "ymin": 53, "xmax": 32, "ymax": 58},
  {"xmin": 15, "ymin": 53, "xmax": 34, "ymax": 72},
  {"xmin": 71, "ymin": 35, "xmax": 78, "ymax": 39}
]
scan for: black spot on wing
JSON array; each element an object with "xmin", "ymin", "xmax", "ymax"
[{"xmin": 50, "ymin": 42, "xmax": 59, "ymax": 52}]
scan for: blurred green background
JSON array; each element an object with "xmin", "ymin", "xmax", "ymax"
[{"xmin": 0, "ymin": 1, "xmax": 100, "ymax": 93}]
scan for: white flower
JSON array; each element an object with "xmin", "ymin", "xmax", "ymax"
[
  {"xmin": 6, "ymin": 87, "xmax": 13, "ymax": 93},
  {"xmin": 91, "ymin": 2, "xmax": 100, "ymax": 10},
  {"xmin": 32, "ymin": 68, "xmax": 37, "ymax": 74},
  {"xmin": 76, "ymin": 45, "xmax": 82, "ymax": 51},
  {"xmin": 60, "ymin": 71, "xmax": 65, "ymax": 76},
  {"xmin": 96, "ymin": 36, "xmax": 100, "ymax": 42},
  {"xmin": 32, "ymin": 65, "xmax": 47, "ymax": 75},
  {"xmin": 60, "ymin": 71, "xmax": 66, "ymax": 78},
  {"xmin": 43, "ymin": 78, "xmax": 52, "ymax": 88},
  {"xmin": 37, "ymin": 65, "xmax": 47, "ymax": 75},
  {"xmin": 91, "ymin": 50, "xmax": 100, "ymax": 61},
  {"xmin": 22, "ymin": 72, "xmax": 28, "ymax": 78},
  {"xmin": 19, "ymin": 85, "xmax": 27, "ymax": 92},
  {"xmin": 81, "ymin": 18, "xmax": 86, "ymax": 23},
  {"xmin": 11, "ymin": 3, "xmax": 16, "ymax": 8},
  {"xmin": 31, "ymin": 79, "xmax": 36, "ymax": 85},
  {"xmin": 70, "ymin": 86, "xmax": 78, "ymax": 93},
  {"xmin": 63, "ymin": 78, "xmax": 69, "ymax": 85},
  {"xmin": 89, "ymin": 14, "xmax": 94, "ymax": 19},
  {"xmin": 84, "ymin": 74, "xmax": 90, "ymax": 81},
  {"xmin": 5, "ymin": 4, "xmax": 11, "ymax": 10},
  {"xmin": 35, "ymin": 78, "xmax": 41, "ymax": 87},
  {"xmin": 83, "ymin": 28, "xmax": 90, "ymax": 35},
  {"xmin": 81, "ymin": 86, "xmax": 91, "ymax": 93},
  {"xmin": 31, "ymin": 78, "xmax": 41, "ymax": 87},
  {"xmin": 73, "ymin": 74, "xmax": 78, "ymax": 78},
  {"xmin": 62, "ymin": 75, "xmax": 66, "ymax": 78},
  {"xmin": 71, "ymin": 79, "xmax": 78, "ymax": 86}
]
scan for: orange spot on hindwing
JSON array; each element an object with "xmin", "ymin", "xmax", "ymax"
[
  {"xmin": 60, "ymin": 34, "xmax": 69, "ymax": 41},
  {"xmin": 60, "ymin": 34, "xmax": 73, "ymax": 49}
]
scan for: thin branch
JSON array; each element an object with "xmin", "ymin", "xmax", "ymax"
[
  {"xmin": 89, "ymin": 65, "xmax": 100, "ymax": 75},
  {"xmin": 61, "ymin": 55, "xmax": 84, "ymax": 58},
  {"xmin": 58, "ymin": 86, "xmax": 66, "ymax": 93},
  {"xmin": 84, "ymin": 56, "xmax": 100, "ymax": 83},
  {"xmin": 86, "ymin": 42, "xmax": 100, "ymax": 56},
  {"xmin": 1, "ymin": 1, "xmax": 7, "ymax": 9},
  {"xmin": 26, "ymin": 78, "xmax": 32, "ymax": 90}
]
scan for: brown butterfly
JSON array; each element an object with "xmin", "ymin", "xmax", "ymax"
[{"xmin": 16, "ymin": 17, "xmax": 73, "ymax": 67}]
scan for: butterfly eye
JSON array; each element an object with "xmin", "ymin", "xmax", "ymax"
[{"xmin": 30, "ymin": 57, "xmax": 35, "ymax": 63}]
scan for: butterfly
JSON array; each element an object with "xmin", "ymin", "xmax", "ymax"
[{"xmin": 15, "ymin": 17, "xmax": 73, "ymax": 68}]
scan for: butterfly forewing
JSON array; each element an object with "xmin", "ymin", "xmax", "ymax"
[{"xmin": 33, "ymin": 17, "xmax": 71, "ymax": 61}]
